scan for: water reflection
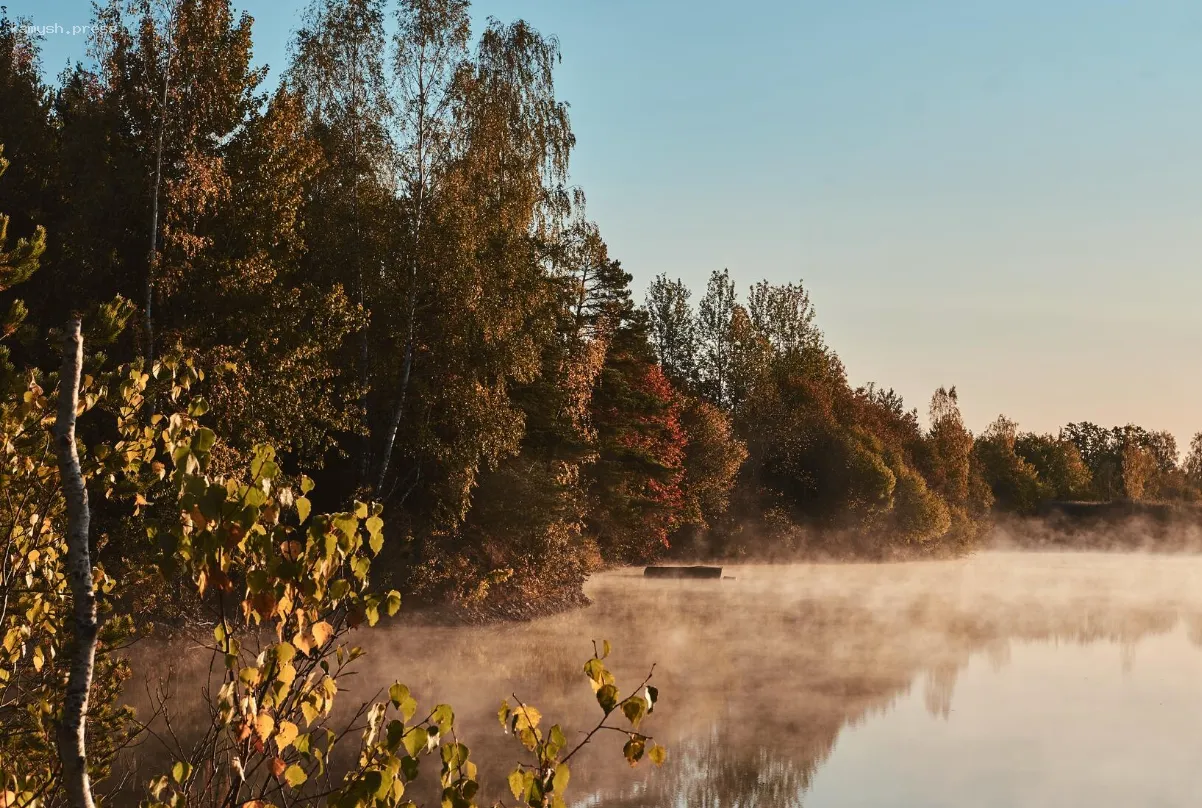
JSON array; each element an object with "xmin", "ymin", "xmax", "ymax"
[{"xmin": 119, "ymin": 552, "xmax": 1202, "ymax": 806}]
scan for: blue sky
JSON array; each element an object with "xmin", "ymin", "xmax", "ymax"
[{"xmin": 13, "ymin": 0, "xmax": 1202, "ymax": 448}]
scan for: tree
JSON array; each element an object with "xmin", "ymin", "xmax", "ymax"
[
  {"xmin": 374, "ymin": 0, "xmax": 472, "ymax": 492},
  {"xmin": 746, "ymin": 279, "xmax": 818, "ymax": 354},
  {"xmin": 914, "ymin": 386, "xmax": 989, "ymax": 547},
  {"xmin": 54, "ymin": 319, "xmax": 98, "ymax": 808},
  {"xmin": 1015, "ymin": 432, "xmax": 1092, "ymax": 501},
  {"xmin": 696, "ymin": 268, "xmax": 737, "ymax": 410},
  {"xmin": 291, "ymin": 0, "xmax": 395, "ymax": 484},
  {"xmin": 891, "ymin": 463, "xmax": 951, "ymax": 544},
  {"xmin": 588, "ymin": 282, "xmax": 688, "ymax": 563},
  {"xmin": 0, "ymin": 14, "xmax": 54, "ymax": 254},
  {"xmin": 923, "ymin": 386, "xmax": 972, "ymax": 506},
  {"xmin": 644, "ymin": 274, "xmax": 697, "ymax": 389},
  {"xmin": 678, "ymin": 397, "xmax": 746, "ymax": 530},
  {"xmin": 0, "ymin": 339, "xmax": 667, "ymax": 806},
  {"xmin": 974, "ymin": 415, "xmax": 1045, "ymax": 514},
  {"xmin": 92, "ymin": 0, "xmax": 263, "ymax": 358},
  {"xmin": 1121, "ymin": 439, "xmax": 1156, "ymax": 501},
  {"xmin": 1184, "ymin": 432, "xmax": 1202, "ymax": 489},
  {"xmin": 0, "ymin": 144, "xmax": 45, "ymax": 364},
  {"xmin": 186, "ymin": 87, "xmax": 363, "ymax": 470}
]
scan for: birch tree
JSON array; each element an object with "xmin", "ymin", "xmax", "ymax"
[
  {"xmin": 374, "ymin": 0, "xmax": 471, "ymax": 492},
  {"xmin": 54, "ymin": 318, "xmax": 97, "ymax": 808}
]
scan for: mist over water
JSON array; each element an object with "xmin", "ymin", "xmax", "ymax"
[{"xmin": 122, "ymin": 551, "xmax": 1202, "ymax": 806}]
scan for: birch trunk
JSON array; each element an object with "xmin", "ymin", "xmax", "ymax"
[{"xmin": 55, "ymin": 317, "xmax": 98, "ymax": 808}]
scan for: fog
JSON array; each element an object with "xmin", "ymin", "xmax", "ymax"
[{"xmin": 118, "ymin": 550, "xmax": 1202, "ymax": 806}]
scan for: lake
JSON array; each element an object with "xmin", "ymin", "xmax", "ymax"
[{"xmin": 123, "ymin": 551, "xmax": 1202, "ymax": 806}]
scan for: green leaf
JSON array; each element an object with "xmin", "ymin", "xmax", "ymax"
[
  {"xmin": 548, "ymin": 724, "xmax": 566, "ymax": 755},
  {"xmin": 187, "ymin": 397, "xmax": 210, "ymax": 417},
  {"xmin": 507, "ymin": 769, "xmax": 526, "ymax": 801},
  {"xmin": 622, "ymin": 696, "xmax": 648, "ymax": 729},
  {"xmin": 296, "ymin": 497, "xmax": 311, "ymax": 524},
  {"xmin": 596, "ymin": 684, "xmax": 619, "ymax": 713},
  {"xmin": 386, "ymin": 720, "xmax": 405, "ymax": 751},
  {"xmin": 623, "ymin": 736, "xmax": 646, "ymax": 766},
  {"xmin": 361, "ymin": 770, "xmax": 384, "ymax": 798},
  {"xmin": 402, "ymin": 727, "xmax": 427, "ymax": 758},
  {"xmin": 284, "ymin": 764, "xmax": 308, "ymax": 788},
  {"xmin": 497, "ymin": 701, "xmax": 510, "ymax": 729},
  {"xmin": 384, "ymin": 590, "xmax": 402, "ymax": 617},
  {"xmin": 648, "ymin": 743, "xmax": 668, "ymax": 766},
  {"xmin": 300, "ymin": 475, "xmax": 315, "ymax": 494},
  {"xmin": 389, "ymin": 683, "xmax": 410, "ymax": 710},
  {"xmin": 192, "ymin": 428, "xmax": 216, "ymax": 453},
  {"xmin": 251, "ymin": 445, "xmax": 277, "ymax": 480},
  {"xmin": 171, "ymin": 761, "xmax": 192, "ymax": 784},
  {"xmin": 431, "ymin": 704, "xmax": 454, "ymax": 734},
  {"xmin": 333, "ymin": 513, "xmax": 358, "ymax": 539},
  {"xmin": 354, "ymin": 500, "xmax": 369, "ymax": 518},
  {"xmin": 552, "ymin": 763, "xmax": 570, "ymax": 793}
]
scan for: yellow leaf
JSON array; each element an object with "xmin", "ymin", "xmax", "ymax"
[
  {"xmin": 513, "ymin": 704, "xmax": 541, "ymax": 731},
  {"xmin": 275, "ymin": 720, "xmax": 299, "ymax": 751},
  {"xmin": 255, "ymin": 713, "xmax": 275, "ymax": 742},
  {"xmin": 310, "ymin": 621, "xmax": 333, "ymax": 649},
  {"xmin": 284, "ymin": 764, "xmax": 307, "ymax": 789}
]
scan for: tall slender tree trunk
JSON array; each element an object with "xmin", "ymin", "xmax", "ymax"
[
  {"xmin": 146, "ymin": 13, "xmax": 176, "ymax": 361},
  {"xmin": 55, "ymin": 317, "xmax": 98, "ymax": 808},
  {"xmin": 375, "ymin": 245, "xmax": 418, "ymax": 493},
  {"xmin": 375, "ymin": 156, "xmax": 426, "ymax": 493}
]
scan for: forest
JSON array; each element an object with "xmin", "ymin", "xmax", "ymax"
[
  {"xmin": 5, "ymin": 0, "xmax": 1202, "ymax": 607},
  {"xmin": 3, "ymin": 1, "xmax": 1202, "ymax": 806}
]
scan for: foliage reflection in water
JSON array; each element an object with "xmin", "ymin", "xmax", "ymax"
[{"xmin": 124, "ymin": 552, "xmax": 1202, "ymax": 807}]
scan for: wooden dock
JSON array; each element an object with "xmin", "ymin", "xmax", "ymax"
[{"xmin": 643, "ymin": 565, "xmax": 723, "ymax": 579}]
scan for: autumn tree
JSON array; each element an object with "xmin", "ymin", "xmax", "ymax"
[
  {"xmin": 1014, "ymin": 432, "xmax": 1091, "ymax": 501},
  {"xmin": 974, "ymin": 415, "xmax": 1045, "ymax": 514},
  {"xmin": 92, "ymin": 0, "xmax": 263, "ymax": 357},
  {"xmin": 1184, "ymin": 433, "xmax": 1202, "ymax": 490},
  {"xmin": 678, "ymin": 397, "xmax": 746, "ymax": 530},
  {"xmin": 587, "ymin": 270, "xmax": 687, "ymax": 563},
  {"xmin": 290, "ymin": 0, "xmax": 395, "ymax": 484},
  {"xmin": 374, "ymin": 0, "xmax": 472, "ymax": 492}
]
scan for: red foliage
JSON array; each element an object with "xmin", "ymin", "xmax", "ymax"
[{"xmin": 616, "ymin": 364, "xmax": 687, "ymax": 550}]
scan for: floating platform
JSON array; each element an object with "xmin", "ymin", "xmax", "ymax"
[{"xmin": 644, "ymin": 565, "xmax": 723, "ymax": 579}]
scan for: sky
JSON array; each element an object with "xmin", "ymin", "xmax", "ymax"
[{"xmin": 13, "ymin": 0, "xmax": 1202, "ymax": 450}]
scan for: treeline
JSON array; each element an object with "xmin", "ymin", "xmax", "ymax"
[
  {"xmin": 644, "ymin": 271, "xmax": 991, "ymax": 557},
  {"xmin": 1, "ymin": 0, "xmax": 720, "ymax": 614},
  {"xmin": 1, "ymin": 0, "xmax": 1195, "ymax": 618},
  {"xmin": 977, "ymin": 418, "xmax": 1202, "ymax": 513}
]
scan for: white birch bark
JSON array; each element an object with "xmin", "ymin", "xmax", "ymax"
[{"xmin": 55, "ymin": 317, "xmax": 97, "ymax": 808}]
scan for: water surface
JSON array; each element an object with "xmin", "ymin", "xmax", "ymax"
[{"xmin": 127, "ymin": 552, "xmax": 1202, "ymax": 806}]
